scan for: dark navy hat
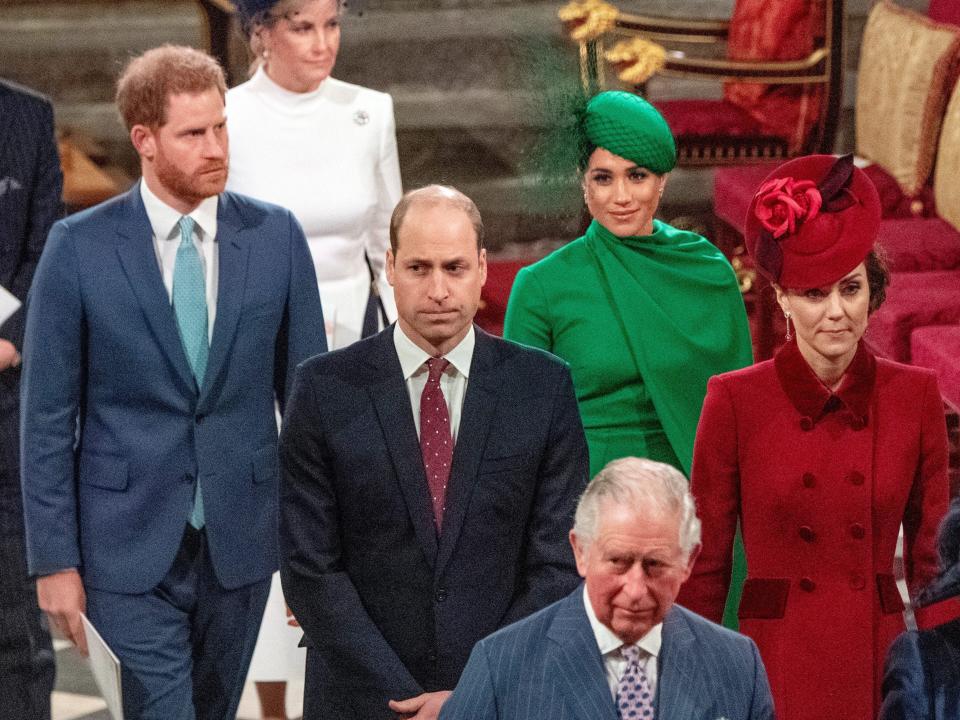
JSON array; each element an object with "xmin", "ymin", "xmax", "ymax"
[{"xmin": 235, "ymin": 0, "xmax": 279, "ymax": 19}]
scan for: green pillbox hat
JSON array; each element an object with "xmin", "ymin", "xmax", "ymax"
[{"xmin": 584, "ymin": 91, "xmax": 677, "ymax": 174}]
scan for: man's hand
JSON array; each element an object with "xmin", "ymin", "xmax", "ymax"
[
  {"xmin": 0, "ymin": 339, "xmax": 21, "ymax": 371},
  {"xmin": 285, "ymin": 603, "xmax": 300, "ymax": 628},
  {"xmin": 388, "ymin": 691, "xmax": 452, "ymax": 720},
  {"xmin": 37, "ymin": 568, "xmax": 88, "ymax": 656}
]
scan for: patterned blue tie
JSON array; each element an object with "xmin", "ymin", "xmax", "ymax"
[
  {"xmin": 173, "ymin": 216, "xmax": 208, "ymax": 529},
  {"xmin": 617, "ymin": 645, "xmax": 655, "ymax": 719}
]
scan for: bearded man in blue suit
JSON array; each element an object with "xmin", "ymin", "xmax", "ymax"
[
  {"xmin": 20, "ymin": 46, "xmax": 325, "ymax": 720},
  {"xmin": 440, "ymin": 457, "xmax": 775, "ymax": 720}
]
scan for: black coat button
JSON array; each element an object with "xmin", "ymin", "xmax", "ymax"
[
  {"xmin": 847, "ymin": 471, "xmax": 865, "ymax": 486},
  {"xmin": 799, "ymin": 417, "xmax": 814, "ymax": 431},
  {"xmin": 850, "ymin": 523, "xmax": 866, "ymax": 539},
  {"xmin": 427, "ymin": 651, "xmax": 437, "ymax": 663},
  {"xmin": 799, "ymin": 577, "xmax": 816, "ymax": 592},
  {"xmin": 435, "ymin": 588, "xmax": 447, "ymax": 603},
  {"xmin": 798, "ymin": 526, "xmax": 816, "ymax": 542},
  {"xmin": 802, "ymin": 473, "xmax": 816, "ymax": 489}
]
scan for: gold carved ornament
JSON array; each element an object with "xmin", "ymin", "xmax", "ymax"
[
  {"xmin": 604, "ymin": 37, "xmax": 666, "ymax": 85},
  {"xmin": 558, "ymin": 0, "xmax": 619, "ymax": 43}
]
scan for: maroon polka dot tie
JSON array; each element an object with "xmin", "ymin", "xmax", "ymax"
[
  {"xmin": 420, "ymin": 357, "xmax": 452, "ymax": 532},
  {"xmin": 617, "ymin": 645, "xmax": 655, "ymax": 719}
]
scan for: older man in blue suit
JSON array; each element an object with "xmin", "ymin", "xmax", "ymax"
[
  {"xmin": 20, "ymin": 46, "xmax": 325, "ymax": 720},
  {"xmin": 440, "ymin": 457, "xmax": 775, "ymax": 720}
]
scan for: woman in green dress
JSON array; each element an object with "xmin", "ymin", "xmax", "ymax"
[{"xmin": 505, "ymin": 90, "xmax": 753, "ymax": 479}]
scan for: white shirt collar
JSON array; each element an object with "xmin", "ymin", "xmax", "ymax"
[
  {"xmin": 582, "ymin": 584, "xmax": 663, "ymax": 660},
  {"xmin": 393, "ymin": 323, "xmax": 475, "ymax": 380},
  {"xmin": 140, "ymin": 178, "xmax": 218, "ymax": 242}
]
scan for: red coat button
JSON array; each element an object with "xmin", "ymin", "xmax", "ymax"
[
  {"xmin": 799, "ymin": 417, "xmax": 814, "ymax": 431},
  {"xmin": 847, "ymin": 470, "xmax": 865, "ymax": 486},
  {"xmin": 798, "ymin": 525, "xmax": 816, "ymax": 542},
  {"xmin": 799, "ymin": 577, "xmax": 816, "ymax": 592},
  {"xmin": 850, "ymin": 573, "xmax": 866, "ymax": 590},
  {"xmin": 850, "ymin": 523, "xmax": 866, "ymax": 539},
  {"xmin": 802, "ymin": 473, "xmax": 816, "ymax": 488},
  {"xmin": 850, "ymin": 416, "xmax": 866, "ymax": 431}
]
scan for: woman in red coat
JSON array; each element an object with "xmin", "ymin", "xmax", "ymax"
[{"xmin": 678, "ymin": 154, "xmax": 950, "ymax": 720}]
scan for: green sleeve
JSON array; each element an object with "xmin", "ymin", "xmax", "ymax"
[{"xmin": 503, "ymin": 266, "xmax": 552, "ymax": 352}]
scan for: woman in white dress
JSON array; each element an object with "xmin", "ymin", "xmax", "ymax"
[{"xmin": 226, "ymin": 1, "xmax": 402, "ymax": 717}]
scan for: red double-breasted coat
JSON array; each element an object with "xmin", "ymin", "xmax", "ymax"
[{"xmin": 678, "ymin": 340, "xmax": 949, "ymax": 720}]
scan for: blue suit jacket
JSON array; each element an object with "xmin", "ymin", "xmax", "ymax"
[
  {"xmin": 440, "ymin": 587, "xmax": 775, "ymax": 720},
  {"xmin": 20, "ymin": 184, "xmax": 326, "ymax": 593},
  {"xmin": 881, "ymin": 620, "xmax": 960, "ymax": 720},
  {"xmin": 280, "ymin": 326, "xmax": 589, "ymax": 719}
]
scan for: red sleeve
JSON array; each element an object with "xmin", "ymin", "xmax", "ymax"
[
  {"xmin": 677, "ymin": 374, "xmax": 741, "ymax": 622},
  {"xmin": 902, "ymin": 371, "xmax": 950, "ymax": 596}
]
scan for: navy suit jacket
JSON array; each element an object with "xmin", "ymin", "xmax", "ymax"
[
  {"xmin": 279, "ymin": 325, "xmax": 589, "ymax": 719},
  {"xmin": 20, "ymin": 184, "xmax": 326, "ymax": 593},
  {"xmin": 0, "ymin": 80, "xmax": 62, "ymax": 412},
  {"xmin": 440, "ymin": 587, "xmax": 775, "ymax": 720}
]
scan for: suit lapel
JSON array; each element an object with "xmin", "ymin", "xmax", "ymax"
[
  {"xmin": 368, "ymin": 328, "xmax": 438, "ymax": 568},
  {"xmin": 198, "ymin": 195, "xmax": 249, "ymax": 412},
  {"xmin": 656, "ymin": 607, "xmax": 711, "ymax": 720},
  {"xmin": 115, "ymin": 185, "xmax": 196, "ymax": 396},
  {"xmin": 435, "ymin": 328, "xmax": 499, "ymax": 574},
  {"xmin": 546, "ymin": 589, "xmax": 618, "ymax": 720}
]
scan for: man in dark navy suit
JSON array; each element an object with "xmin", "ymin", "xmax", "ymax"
[
  {"xmin": 440, "ymin": 457, "xmax": 775, "ymax": 720},
  {"xmin": 0, "ymin": 78, "xmax": 61, "ymax": 720},
  {"xmin": 280, "ymin": 185, "xmax": 590, "ymax": 720},
  {"xmin": 20, "ymin": 46, "xmax": 326, "ymax": 720}
]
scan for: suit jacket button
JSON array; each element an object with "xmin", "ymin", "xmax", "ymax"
[
  {"xmin": 427, "ymin": 651, "xmax": 438, "ymax": 663},
  {"xmin": 850, "ymin": 523, "xmax": 866, "ymax": 539},
  {"xmin": 847, "ymin": 470, "xmax": 865, "ymax": 486},
  {"xmin": 799, "ymin": 417, "xmax": 814, "ymax": 431},
  {"xmin": 799, "ymin": 577, "xmax": 816, "ymax": 592},
  {"xmin": 850, "ymin": 573, "xmax": 866, "ymax": 590},
  {"xmin": 802, "ymin": 472, "xmax": 816, "ymax": 489},
  {"xmin": 183, "ymin": 473, "xmax": 194, "ymax": 484},
  {"xmin": 435, "ymin": 588, "xmax": 447, "ymax": 603},
  {"xmin": 798, "ymin": 525, "xmax": 816, "ymax": 543},
  {"xmin": 195, "ymin": 414, "xmax": 204, "ymax": 425}
]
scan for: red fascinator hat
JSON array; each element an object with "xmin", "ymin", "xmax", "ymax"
[{"xmin": 744, "ymin": 154, "xmax": 880, "ymax": 288}]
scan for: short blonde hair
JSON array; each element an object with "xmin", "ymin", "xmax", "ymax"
[{"xmin": 115, "ymin": 45, "xmax": 226, "ymax": 131}]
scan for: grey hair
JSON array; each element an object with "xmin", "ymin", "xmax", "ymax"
[{"xmin": 573, "ymin": 457, "xmax": 701, "ymax": 558}]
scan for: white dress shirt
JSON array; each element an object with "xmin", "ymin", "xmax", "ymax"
[
  {"xmin": 140, "ymin": 179, "xmax": 219, "ymax": 341},
  {"xmin": 582, "ymin": 585, "xmax": 662, "ymax": 700},
  {"xmin": 393, "ymin": 324, "xmax": 475, "ymax": 442}
]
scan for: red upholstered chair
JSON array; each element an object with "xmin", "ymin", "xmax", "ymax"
[
  {"xmin": 866, "ymin": 271, "xmax": 960, "ymax": 363},
  {"xmin": 474, "ymin": 260, "xmax": 532, "ymax": 336},
  {"xmin": 912, "ymin": 325, "xmax": 960, "ymax": 410},
  {"xmin": 563, "ymin": 0, "xmax": 844, "ymax": 166},
  {"xmin": 929, "ymin": 0, "xmax": 960, "ymax": 27},
  {"xmin": 712, "ymin": 1, "xmax": 960, "ymax": 358}
]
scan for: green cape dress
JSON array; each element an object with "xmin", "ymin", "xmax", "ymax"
[{"xmin": 504, "ymin": 218, "xmax": 753, "ymax": 627}]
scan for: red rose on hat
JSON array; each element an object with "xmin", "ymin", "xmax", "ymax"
[{"xmin": 753, "ymin": 177, "xmax": 823, "ymax": 239}]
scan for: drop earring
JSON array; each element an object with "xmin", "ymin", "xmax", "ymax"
[{"xmin": 784, "ymin": 311, "xmax": 792, "ymax": 341}]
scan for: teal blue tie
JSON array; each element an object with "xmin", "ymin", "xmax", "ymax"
[{"xmin": 173, "ymin": 216, "xmax": 208, "ymax": 529}]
